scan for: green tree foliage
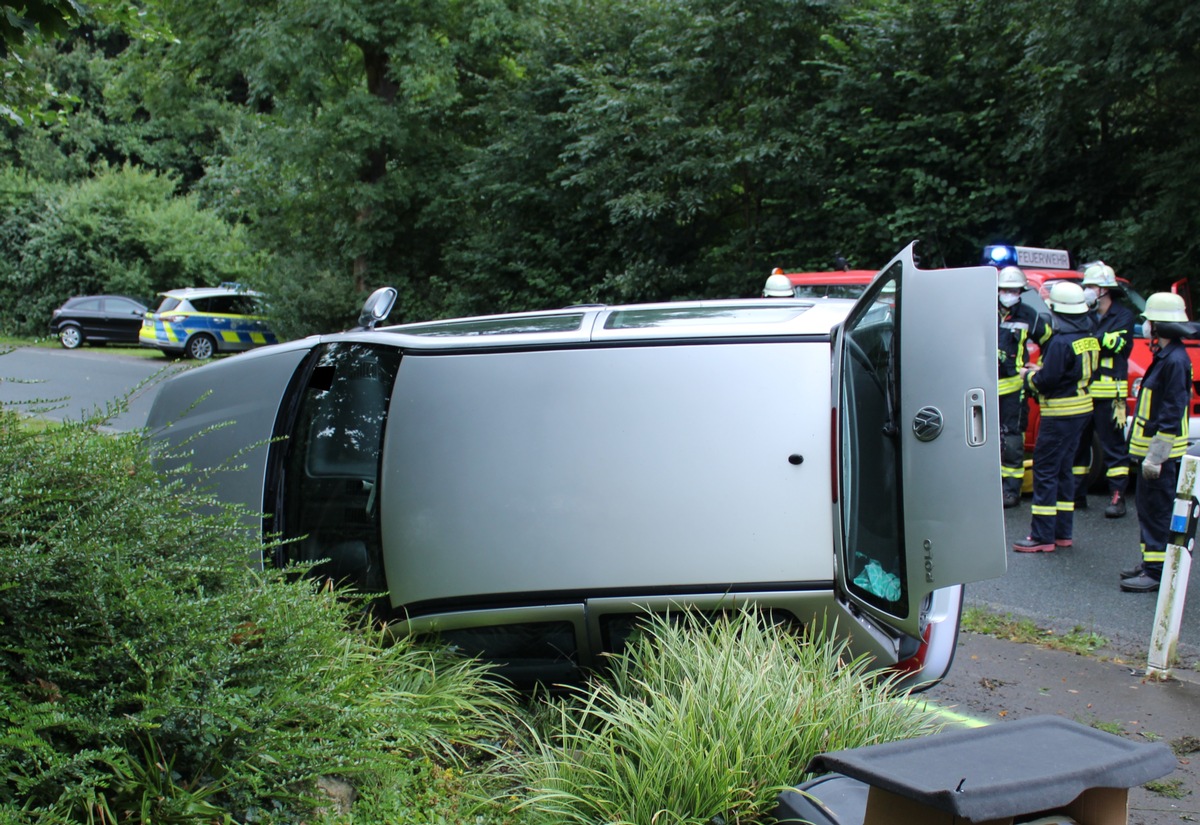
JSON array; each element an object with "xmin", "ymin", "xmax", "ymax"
[
  {"xmin": 2, "ymin": 0, "xmax": 1200, "ymax": 325},
  {"xmin": 141, "ymin": 0, "xmax": 536, "ymax": 328},
  {"xmin": 0, "ymin": 164, "xmax": 263, "ymax": 336},
  {"xmin": 0, "ymin": 406, "xmax": 518, "ymax": 822},
  {"xmin": 447, "ymin": 0, "xmax": 844, "ymax": 312},
  {"xmin": 0, "ymin": 0, "xmax": 170, "ymax": 126}
]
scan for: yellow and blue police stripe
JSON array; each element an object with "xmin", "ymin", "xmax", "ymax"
[{"xmin": 140, "ymin": 312, "xmax": 278, "ymax": 351}]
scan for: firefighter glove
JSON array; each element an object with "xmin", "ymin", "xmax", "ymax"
[
  {"xmin": 1102, "ymin": 330, "xmax": 1125, "ymax": 351},
  {"xmin": 1142, "ymin": 433, "xmax": 1174, "ymax": 480}
]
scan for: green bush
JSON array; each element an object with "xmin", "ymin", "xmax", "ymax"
[
  {"xmin": 0, "ymin": 164, "xmax": 266, "ymax": 336},
  {"xmin": 0, "ymin": 407, "xmax": 518, "ymax": 823},
  {"xmin": 510, "ymin": 608, "xmax": 940, "ymax": 825}
]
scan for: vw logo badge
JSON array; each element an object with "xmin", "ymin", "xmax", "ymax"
[{"xmin": 912, "ymin": 406, "xmax": 943, "ymax": 442}]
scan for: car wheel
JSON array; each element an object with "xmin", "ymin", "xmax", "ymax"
[
  {"xmin": 59, "ymin": 325, "xmax": 83, "ymax": 349},
  {"xmin": 186, "ymin": 334, "xmax": 217, "ymax": 360}
]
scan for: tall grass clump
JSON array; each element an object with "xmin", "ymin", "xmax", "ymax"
[
  {"xmin": 511, "ymin": 607, "xmax": 940, "ymax": 825},
  {"xmin": 0, "ymin": 406, "xmax": 521, "ymax": 824}
]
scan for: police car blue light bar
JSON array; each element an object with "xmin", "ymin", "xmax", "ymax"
[{"xmin": 982, "ymin": 245, "xmax": 1072, "ymax": 270}]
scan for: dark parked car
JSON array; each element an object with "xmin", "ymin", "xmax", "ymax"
[{"xmin": 49, "ymin": 295, "xmax": 149, "ymax": 349}]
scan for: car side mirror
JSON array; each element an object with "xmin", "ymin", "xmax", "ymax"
[{"xmin": 356, "ymin": 287, "xmax": 397, "ymax": 330}]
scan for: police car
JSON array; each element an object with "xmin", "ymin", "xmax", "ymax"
[
  {"xmin": 139, "ymin": 283, "xmax": 278, "ymax": 359},
  {"xmin": 146, "ymin": 244, "xmax": 1007, "ymax": 690}
]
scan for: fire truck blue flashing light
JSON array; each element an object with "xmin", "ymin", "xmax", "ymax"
[
  {"xmin": 981, "ymin": 245, "xmax": 1072, "ymax": 270},
  {"xmin": 984, "ymin": 245, "xmax": 1018, "ymax": 266}
]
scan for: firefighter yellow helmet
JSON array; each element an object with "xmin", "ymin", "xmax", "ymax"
[
  {"xmin": 997, "ymin": 266, "xmax": 1027, "ymax": 289},
  {"xmin": 1081, "ymin": 263, "xmax": 1118, "ymax": 288},
  {"xmin": 762, "ymin": 273, "xmax": 794, "ymax": 297},
  {"xmin": 1143, "ymin": 292, "xmax": 1188, "ymax": 322},
  {"xmin": 1048, "ymin": 281, "xmax": 1088, "ymax": 314}
]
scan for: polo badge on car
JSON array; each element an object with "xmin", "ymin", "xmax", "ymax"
[{"xmin": 912, "ymin": 406, "xmax": 944, "ymax": 442}]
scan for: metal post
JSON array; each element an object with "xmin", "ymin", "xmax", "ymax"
[{"xmin": 1147, "ymin": 455, "xmax": 1199, "ymax": 678}]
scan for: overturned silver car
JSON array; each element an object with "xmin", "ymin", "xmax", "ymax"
[{"xmin": 146, "ymin": 245, "xmax": 1006, "ymax": 689}]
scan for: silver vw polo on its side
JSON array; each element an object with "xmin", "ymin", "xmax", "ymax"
[{"xmin": 146, "ymin": 244, "xmax": 1006, "ymax": 690}]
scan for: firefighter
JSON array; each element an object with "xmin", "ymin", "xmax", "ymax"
[
  {"xmin": 1013, "ymin": 282, "xmax": 1099, "ymax": 552},
  {"xmin": 763, "ymin": 270, "xmax": 794, "ymax": 297},
  {"xmin": 1071, "ymin": 263, "xmax": 1136, "ymax": 517},
  {"xmin": 1121, "ymin": 292, "xmax": 1193, "ymax": 592},
  {"xmin": 997, "ymin": 265, "xmax": 1052, "ymax": 508}
]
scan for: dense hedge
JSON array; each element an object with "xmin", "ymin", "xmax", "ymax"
[{"xmin": 0, "ymin": 400, "xmax": 515, "ymax": 822}]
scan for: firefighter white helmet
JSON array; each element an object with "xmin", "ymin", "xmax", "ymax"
[
  {"xmin": 1081, "ymin": 263, "xmax": 1118, "ymax": 289},
  {"xmin": 762, "ymin": 273, "xmax": 794, "ymax": 297},
  {"xmin": 997, "ymin": 266, "xmax": 1027, "ymax": 289},
  {"xmin": 1143, "ymin": 292, "xmax": 1188, "ymax": 322},
  {"xmin": 1048, "ymin": 281, "xmax": 1089, "ymax": 314}
]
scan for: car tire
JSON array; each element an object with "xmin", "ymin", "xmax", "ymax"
[
  {"xmin": 59, "ymin": 325, "xmax": 83, "ymax": 349},
  {"xmin": 186, "ymin": 334, "xmax": 217, "ymax": 360}
]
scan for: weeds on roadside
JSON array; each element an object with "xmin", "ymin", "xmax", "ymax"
[
  {"xmin": 962, "ymin": 607, "xmax": 1106, "ymax": 655},
  {"xmin": 1145, "ymin": 778, "xmax": 1190, "ymax": 799},
  {"xmin": 505, "ymin": 607, "xmax": 940, "ymax": 825}
]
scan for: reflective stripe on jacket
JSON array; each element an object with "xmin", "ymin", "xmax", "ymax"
[
  {"xmin": 1027, "ymin": 317, "xmax": 1098, "ymax": 418},
  {"xmin": 1089, "ymin": 301, "xmax": 1135, "ymax": 400},
  {"xmin": 1129, "ymin": 338, "xmax": 1192, "ymax": 458},
  {"xmin": 999, "ymin": 301, "xmax": 1051, "ymax": 397}
]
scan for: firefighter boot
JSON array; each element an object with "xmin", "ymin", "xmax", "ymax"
[{"xmin": 1104, "ymin": 491, "xmax": 1126, "ymax": 519}]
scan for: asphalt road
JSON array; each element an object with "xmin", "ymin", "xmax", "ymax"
[
  {"xmin": 971, "ymin": 492, "xmax": 1200, "ymax": 665},
  {"xmin": 4, "ymin": 345, "xmax": 1198, "ymax": 663},
  {"xmin": 0, "ymin": 345, "xmax": 183, "ymax": 430}
]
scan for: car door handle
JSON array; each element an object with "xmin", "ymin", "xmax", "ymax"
[{"xmin": 966, "ymin": 388, "xmax": 987, "ymax": 447}]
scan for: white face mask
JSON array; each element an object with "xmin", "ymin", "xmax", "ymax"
[
  {"xmin": 1083, "ymin": 287, "xmax": 1099, "ymax": 307},
  {"xmin": 998, "ymin": 292, "xmax": 1020, "ymax": 309},
  {"xmin": 1143, "ymin": 321, "xmax": 1153, "ymax": 340}
]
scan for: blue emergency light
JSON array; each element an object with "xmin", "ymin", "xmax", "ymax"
[
  {"xmin": 981, "ymin": 244, "xmax": 1072, "ymax": 270},
  {"xmin": 983, "ymin": 245, "xmax": 1018, "ymax": 267}
]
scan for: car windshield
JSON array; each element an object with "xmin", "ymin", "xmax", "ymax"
[
  {"xmin": 793, "ymin": 284, "xmax": 869, "ymax": 300},
  {"xmin": 1028, "ymin": 278, "xmax": 1147, "ymax": 318},
  {"xmin": 155, "ymin": 297, "xmax": 182, "ymax": 313}
]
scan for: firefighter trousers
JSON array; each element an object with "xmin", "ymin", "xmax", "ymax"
[
  {"xmin": 1029, "ymin": 412, "xmax": 1089, "ymax": 544},
  {"xmin": 1072, "ymin": 397, "xmax": 1130, "ymax": 496},
  {"xmin": 999, "ymin": 390, "xmax": 1026, "ymax": 499},
  {"xmin": 1135, "ymin": 456, "xmax": 1177, "ymax": 576}
]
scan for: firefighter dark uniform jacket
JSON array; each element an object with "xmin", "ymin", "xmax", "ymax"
[
  {"xmin": 1024, "ymin": 313, "xmax": 1099, "ymax": 417},
  {"xmin": 1129, "ymin": 338, "xmax": 1192, "ymax": 460},
  {"xmin": 999, "ymin": 301, "xmax": 1052, "ymax": 398},
  {"xmin": 1090, "ymin": 301, "xmax": 1136, "ymax": 403}
]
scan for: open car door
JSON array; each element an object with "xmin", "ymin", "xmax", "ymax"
[{"xmin": 834, "ymin": 243, "xmax": 1006, "ymax": 640}]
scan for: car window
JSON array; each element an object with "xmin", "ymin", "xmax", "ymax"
[
  {"xmin": 155, "ymin": 297, "xmax": 182, "ymax": 313},
  {"xmin": 839, "ymin": 266, "xmax": 906, "ymax": 616},
  {"xmin": 72, "ymin": 298, "xmax": 103, "ymax": 312},
  {"xmin": 400, "ymin": 314, "xmax": 584, "ymax": 336},
  {"xmin": 274, "ymin": 343, "xmax": 402, "ymax": 595},
  {"xmin": 192, "ymin": 295, "xmax": 236, "ymax": 314},
  {"xmin": 794, "ymin": 284, "xmax": 868, "ymax": 300},
  {"xmin": 107, "ymin": 298, "xmax": 143, "ymax": 313}
]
